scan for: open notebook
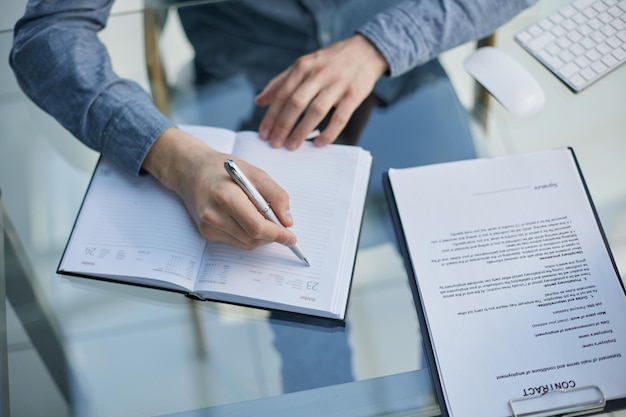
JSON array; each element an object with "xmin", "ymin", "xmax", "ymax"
[{"xmin": 58, "ymin": 125, "xmax": 372, "ymax": 320}]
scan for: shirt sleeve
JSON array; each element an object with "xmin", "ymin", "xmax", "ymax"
[
  {"xmin": 9, "ymin": 0, "xmax": 174, "ymax": 175},
  {"xmin": 357, "ymin": 0, "xmax": 538, "ymax": 77}
]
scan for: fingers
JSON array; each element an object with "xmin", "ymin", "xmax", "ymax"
[
  {"xmin": 258, "ymin": 57, "xmax": 332, "ymax": 149},
  {"xmin": 257, "ymin": 60, "xmax": 336, "ymax": 149},
  {"xmin": 197, "ymin": 160, "xmax": 297, "ymax": 250},
  {"xmin": 312, "ymin": 92, "xmax": 362, "ymax": 147},
  {"xmin": 250, "ymin": 168, "xmax": 294, "ymax": 228},
  {"xmin": 198, "ymin": 190, "xmax": 297, "ymax": 250},
  {"xmin": 144, "ymin": 129, "xmax": 299, "ymax": 251},
  {"xmin": 258, "ymin": 80, "xmax": 355, "ymax": 150},
  {"xmin": 256, "ymin": 67, "xmax": 289, "ymax": 107},
  {"xmin": 256, "ymin": 35, "xmax": 388, "ymax": 150},
  {"xmin": 207, "ymin": 196, "xmax": 296, "ymax": 251},
  {"xmin": 284, "ymin": 90, "xmax": 341, "ymax": 149}
]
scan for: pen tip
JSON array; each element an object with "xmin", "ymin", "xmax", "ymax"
[{"xmin": 303, "ymin": 258, "xmax": 311, "ymax": 267}]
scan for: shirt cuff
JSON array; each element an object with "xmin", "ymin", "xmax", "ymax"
[
  {"xmin": 357, "ymin": 7, "xmax": 429, "ymax": 78},
  {"xmin": 88, "ymin": 81, "xmax": 175, "ymax": 175}
]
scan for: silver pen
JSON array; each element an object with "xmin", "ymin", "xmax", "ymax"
[
  {"xmin": 305, "ymin": 129, "xmax": 321, "ymax": 140},
  {"xmin": 224, "ymin": 159, "xmax": 310, "ymax": 266}
]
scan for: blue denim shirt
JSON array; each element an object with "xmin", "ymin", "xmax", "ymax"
[{"xmin": 10, "ymin": 0, "xmax": 536, "ymax": 175}]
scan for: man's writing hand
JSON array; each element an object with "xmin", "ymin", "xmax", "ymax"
[{"xmin": 143, "ymin": 128, "xmax": 297, "ymax": 250}]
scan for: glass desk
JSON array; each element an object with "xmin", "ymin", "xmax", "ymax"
[{"xmin": 1, "ymin": 1, "xmax": 625, "ymax": 416}]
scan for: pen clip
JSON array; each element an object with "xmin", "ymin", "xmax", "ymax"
[{"xmin": 224, "ymin": 159, "xmax": 270, "ymax": 212}]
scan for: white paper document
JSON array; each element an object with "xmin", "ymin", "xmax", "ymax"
[{"xmin": 387, "ymin": 148, "xmax": 626, "ymax": 417}]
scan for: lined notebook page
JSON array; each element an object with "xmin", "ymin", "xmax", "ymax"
[
  {"xmin": 58, "ymin": 127, "xmax": 237, "ymax": 290},
  {"xmin": 194, "ymin": 131, "xmax": 371, "ymax": 317}
]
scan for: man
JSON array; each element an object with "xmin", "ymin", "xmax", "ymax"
[{"xmin": 10, "ymin": 0, "xmax": 536, "ymax": 251}]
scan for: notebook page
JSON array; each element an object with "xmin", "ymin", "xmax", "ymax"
[
  {"xmin": 194, "ymin": 132, "xmax": 371, "ymax": 317},
  {"xmin": 389, "ymin": 148, "xmax": 626, "ymax": 417},
  {"xmin": 59, "ymin": 127, "xmax": 237, "ymax": 290}
]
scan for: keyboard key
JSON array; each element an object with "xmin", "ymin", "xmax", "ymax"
[
  {"xmin": 588, "ymin": 17, "xmax": 604, "ymax": 29},
  {"xmin": 580, "ymin": 37, "xmax": 596, "ymax": 49},
  {"xmin": 582, "ymin": 6, "xmax": 597, "ymax": 17},
  {"xmin": 574, "ymin": 0, "xmax": 599, "ymax": 8},
  {"xmin": 546, "ymin": 43, "xmax": 563, "ymax": 55},
  {"xmin": 612, "ymin": 18, "xmax": 626, "ymax": 29},
  {"xmin": 591, "ymin": 60, "xmax": 609, "ymax": 72},
  {"xmin": 596, "ymin": 41, "xmax": 613, "ymax": 54},
  {"xmin": 594, "ymin": 1, "xmax": 609, "ymax": 11},
  {"xmin": 590, "ymin": 31, "xmax": 607, "ymax": 42},
  {"xmin": 581, "ymin": 66, "xmax": 598, "ymax": 80},
  {"xmin": 528, "ymin": 24, "xmax": 543, "ymax": 37},
  {"xmin": 573, "ymin": 12, "xmax": 588, "ymax": 23},
  {"xmin": 559, "ymin": 49, "xmax": 576, "ymax": 61},
  {"xmin": 579, "ymin": 24, "xmax": 595, "ymax": 36},
  {"xmin": 548, "ymin": 55, "xmax": 566, "ymax": 69},
  {"xmin": 570, "ymin": 43, "xmax": 587, "ymax": 55},
  {"xmin": 601, "ymin": 24, "xmax": 617, "ymax": 35},
  {"xmin": 606, "ymin": 35, "xmax": 622, "ymax": 47},
  {"xmin": 575, "ymin": 55, "xmax": 592, "ymax": 67},
  {"xmin": 568, "ymin": 30, "xmax": 584, "ymax": 42},
  {"xmin": 569, "ymin": 74, "xmax": 587, "ymax": 88},
  {"xmin": 539, "ymin": 50, "xmax": 565, "ymax": 69},
  {"xmin": 602, "ymin": 53, "xmax": 619, "ymax": 66},
  {"xmin": 552, "ymin": 25, "xmax": 568, "ymax": 37},
  {"xmin": 585, "ymin": 48, "xmax": 602, "ymax": 60},
  {"xmin": 557, "ymin": 37, "xmax": 574, "ymax": 49},
  {"xmin": 612, "ymin": 47, "xmax": 626, "ymax": 60},
  {"xmin": 516, "ymin": 30, "xmax": 533, "ymax": 44},
  {"xmin": 598, "ymin": 11, "xmax": 614, "ymax": 22},
  {"xmin": 540, "ymin": 19, "xmax": 554, "ymax": 30},
  {"xmin": 528, "ymin": 31, "xmax": 556, "ymax": 51},
  {"xmin": 562, "ymin": 19, "xmax": 578, "ymax": 31},
  {"xmin": 560, "ymin": 62, "xmax": 581, "ymax": 77},
  {"xmin": 549, "ymin": 12, "xmax": 565, "ymax": 24}
]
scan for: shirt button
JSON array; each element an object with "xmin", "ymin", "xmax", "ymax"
[{"xmin": 320, "ymin": 30, "xmax": 331, "ymax": 45}]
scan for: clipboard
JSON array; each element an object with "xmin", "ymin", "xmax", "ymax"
[
  {"xmin": 509, "ymin": 385, "xmax": 605, "ymax": 417},
  {"xmin": 382, "ymin": 148, "xmax": 626, "ymax": 417}
]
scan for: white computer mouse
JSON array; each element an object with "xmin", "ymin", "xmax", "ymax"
[{"xmin": 463, "ymin": 46, "xmax": 545, "ymax": 118}]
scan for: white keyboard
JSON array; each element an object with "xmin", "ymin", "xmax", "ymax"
[{"xmin": 515, "ymin": 0, "xmax": 626, "ymax": 92}]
